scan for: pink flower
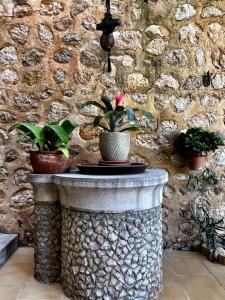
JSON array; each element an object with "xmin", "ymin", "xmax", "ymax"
[{"xmin": 115, "ymin": 92, "xmax": 124, "ymax": 106}]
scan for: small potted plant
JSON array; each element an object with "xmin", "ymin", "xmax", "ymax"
[
  {"xmin": 8, "ymin": 120, "xmax": 78, "ymax": 174},
  {"xmin": 79, "ymin": 92, "xmax": 154, "ymax": 161},
  {"xmin": 174, "ymin": 127, "xmax": 224, "ymax": 170}
]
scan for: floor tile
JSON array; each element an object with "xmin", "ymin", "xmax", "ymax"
[
  {"xmin": 0, "ymin": 263, "xmax": 33, "ymax": 284},
  {"xmin": 197, "ymin": 255, "xmax": 225, "ymax": 289},
  {"xmin": 8, "ymin": 247, "xmax": 34, "ymax": 265},
  {"xmin": 0, "ymin": 248, "xmax": 225, "ymax": 300},
  {"xmin": 199, "ymin": 255, "xmax": 225, "ymax": 273},
  {"xmin": 59, "ymin": 295, "xmax": 70, "ymax": 300},
  {"xmin": 166, "ymin": 250, "xmax": 199, "ymax": 258},
  {"xmin": 17, "ymin": 282, "xmax": 62, "ymax": 300},
  {"xmin": 169, "ymin": 254, "xmax": 209, "ymax": 276},
  {"xmin": 0, "ymin": 285, "xmax": 23, "ymax": 300},
  {"xmin": 211, "ymin": 272, "xmax": 225, "ymax": 291},
  {"xmin": 160, "ymin": 286, "xmax": 190, "ymax": 300},
  {"xmin": 163, "ymin": 259, "xmax": 180, "ymax": 288},
  {"xmin": 179, "ymin": 275, "xmax": 225, "ymax": 300}
]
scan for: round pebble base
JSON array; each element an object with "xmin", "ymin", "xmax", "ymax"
[{"xmin": 61, "ymin": 207, "xmax": 162, "ymax": 300}]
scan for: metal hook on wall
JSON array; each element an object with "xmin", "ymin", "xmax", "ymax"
[
  {"xmin": 96, "ymin": 0, "xmax": 121, "ymax": 72},
  {"xmin": 202, "ymin": 71, "xmax": 212, "ymax": 87}
]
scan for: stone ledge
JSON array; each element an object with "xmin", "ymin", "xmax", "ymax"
[{"xmin": 0, "ymin": 234, "xmax": 18, "ymax": 266}]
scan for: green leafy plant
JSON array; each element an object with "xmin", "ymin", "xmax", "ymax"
[
  {"xmin": 8, "ymin": 120, "xmax": 78, "ymax": 158},
  {"xmin": 194, "ymin": 203, "xmax": 224, "ymax": 252},
  {"xmin": 174, "ymin": 127, "xmax": 224, "ymax": 154},
  {"xmin": 180, "ymin": 167, "xmax": 225, "ymax": 260},
  {"xmin": 78, "ymin": 92, "xmax": 154, "ymax": 132},
  {"xmin": 188, "ymin": 168, "xmax": 221, "ymax": 195}
]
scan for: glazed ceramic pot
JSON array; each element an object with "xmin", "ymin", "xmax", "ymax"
[
  {"xmin": 30, "ymin": 151, "xmax": 73, "ymax": 174},
  {"xmin": 99, "ymin": 132, "xmax": 130, "ymax": 161}
]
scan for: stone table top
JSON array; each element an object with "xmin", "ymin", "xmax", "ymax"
[
  {"xmin": 30, "ymin": 169, "xmax": 168, "ymax": 212},
  {"xmin": 29, "ymin": 169, "xmax": 168, "ymax": 188}
]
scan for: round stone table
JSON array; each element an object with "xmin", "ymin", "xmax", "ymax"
[{"xmin": 30, "ymin": 169, "xmax": 168, "ymax": 300}]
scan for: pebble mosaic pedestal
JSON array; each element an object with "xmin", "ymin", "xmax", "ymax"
[{"xmin": 30, "ymin": 170, "xmax": 168, "ymax": 300}]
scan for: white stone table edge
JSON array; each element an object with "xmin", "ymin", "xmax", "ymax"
[
  {"xmin": 29, "ymin": 169, "xmax": 168, "ymax": 212},
  {"xmin": 29, "ymin": 169, "xmax": 168, "ymax": 188}
]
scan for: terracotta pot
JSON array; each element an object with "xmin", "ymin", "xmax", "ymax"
[
  {"xmin": 200, "ymin": 245, "xmax": 209, "ymax": 257},
  {"xmin": 30, "ymin": 151, "xmax": 73, "ymax": 174},
  {"xmin": 186, "ymin": 152, "xmax": 207, "ymax": 170},
  {"xmin": 200, "ymin": 246, "xmax": 218, "ymax": 262},
  {"xmin": 218, "ymin": 254, "xmax": 225, "ymax": 265},
  {"xmin": 99, "ymin": 132, "xmax": 130, "ymax": 161}
]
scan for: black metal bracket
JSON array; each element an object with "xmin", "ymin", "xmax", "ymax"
[
  {"xmin": 96, "ymin": 0, "xmax": 121, "ymax": 72},
  {"xmin": 202, "ymin": 71, "xmax": 212, "ymax": 87}
]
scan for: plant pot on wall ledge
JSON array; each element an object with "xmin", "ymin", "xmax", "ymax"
[
  {"xmin": 186, "ymin": 152, "xmax": 207, "ymax": 170},
  {"xmin": 30, "ymin": 151, "xmax": 73, "ymax": 174},
  {"xmin": 174, "ymin": 127, "xmax": 224, "ymax": 171},
  {"xmin": 99, "ymin": 132, "xmax": 130, "ymax": 161}
]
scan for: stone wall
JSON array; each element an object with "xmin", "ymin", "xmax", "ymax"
[{"xmin": 0, "ymin": 0, "xmax": 225, "ymax": 247}]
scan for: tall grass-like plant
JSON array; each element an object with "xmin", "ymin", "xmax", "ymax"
[
  {"xmin": 195, "ymin": 204, "xmax": 224, "ymax": 251},
  {"xmin": 180, "ymin": 168, "xmax": 225, "ymax": 262}
]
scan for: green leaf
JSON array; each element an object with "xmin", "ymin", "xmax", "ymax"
[
  {"xmin": 126, "ymin": 108, "xmax": 137, "ymax": 125},
  {"xmin": 143, "ymin": 111, "xmax": 154, "ymax": 122},
  {"xmin": 105, "ymin": 110, "xmax": 125, "ymax": 131},
  {"xmin": 8, "ymin": 123, "xmax": 42, "ymax": 137},
  {"xmin": 32, "ymin": 137, "xmax": 43, "ymax": 147},
  {"xmin": 8, "ymin": 123, "xmax": 44, "ymax": 150},
  {"xmin": 214, "ymin": 218, "xmax": 224, "ymax": 225},
  {"xmin": 133, "ymin": 109, "xmax": 155, "ymax": 122},
  {"xmin": 101, "ymin": 96, "xmax": 113, "ymax": 111},
  {"xmin": 78, "ymin": 101, "xmax": 106, "ymax": 112},
  {"xmin": 120, "ymin": 126, "xmax": 142, "ymax": 132},
  {"xmin": 61, "ymin": 120, "xmax": 78, "ymax": 136},
  {"xmin": 93, "ymin": 116, "xmax": 103, "ymax": 127},
  {"xmin": 16, "ymin": 132, "xmax": 31, "ymax": 143},
  {"xmin": 42, "ymin": 124, "xmax": 68, "ymax": 144},
  {"xmin": 93, "ymin": 116, "xmax": 109, "ymax": 131},
  {"xmin": 57, "ymin": 145, "xmax": 69, "ymax": 158}
]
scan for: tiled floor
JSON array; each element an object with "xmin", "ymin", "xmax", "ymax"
[{"xmin": 0, "ymin": 248, "xmax": 225, "ymax": 299}]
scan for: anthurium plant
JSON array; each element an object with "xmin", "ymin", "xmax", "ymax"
[
  {"xmin": 79, "ymin": 92, "xmax": 154, "ymax": 132},
  {"xmin": 8, "ymin": 120, "xmax": 78, "ymax": 158}
]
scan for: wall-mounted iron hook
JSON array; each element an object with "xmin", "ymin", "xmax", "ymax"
[
  {"xmin": 202, "ymin": 71, "xmax": 212, "ymax": 87},
  {"xmin": 96, "ymin": 0, "xmax": 121, "ymax": 72}
]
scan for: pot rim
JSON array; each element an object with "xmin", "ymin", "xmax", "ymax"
[
  {"xmin": 29, "ymin": 150, "xmax": 70, "ymax": 156},
  {"xmin": 185, "ymin": 151, "xmax": 207, "ymax": 157},
  {"xmin": 99, "ymin": 131, "xmax": 130, "ymax": 135}
]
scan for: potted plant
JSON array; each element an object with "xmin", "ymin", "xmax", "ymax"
[
  {"xmin": 79, "ymin": 92, "xmax": 154, "ymax": 161},
  {"xmin": 8, "ymin": 120, "xmax": 78, "ymax": 174},
  {"xmin": 181, "ymin": 168, "xmax": 225, "ymax": 263},
  {"xmin": 194, "ymin": 204, "xmax": 224, "ymax": 263},
  {"xmin": 174, "ymin": 127, "xmax": 224, "ymax": 170}
]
